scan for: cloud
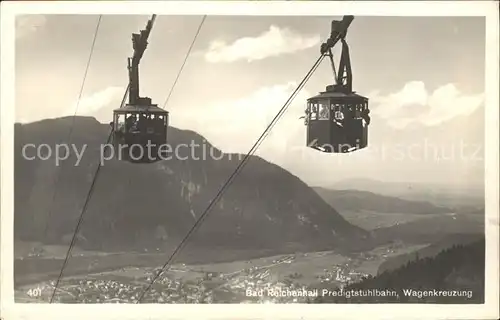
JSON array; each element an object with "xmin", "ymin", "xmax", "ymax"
[
  {"xmin": 369, "ymin": 81, "xmax": 484, "ymax": 129},
  {"xmin": 67, "ymin": 86, "xmax": 125, "ymax": 116},
  {"xmin": 204, "ymin": 26, "xmax": 320, "ymax": 63},
  {"xmin": 16, "ymin": 15, "xmax": 47, "ymax": 39}
]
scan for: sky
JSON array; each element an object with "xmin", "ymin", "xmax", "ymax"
[{"xmin": 15, "ymin": 14, "xmax": 486, "ymax": 188}]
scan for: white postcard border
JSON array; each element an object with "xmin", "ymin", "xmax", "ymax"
[{"xmin": 1, "ymin": 1, "xmax": 498, "ymax": 320}]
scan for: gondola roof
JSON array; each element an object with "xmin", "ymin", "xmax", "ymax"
[
  {"xmin": 307, "ymin": 90, "xmax": 368, "ymax": 101},
  {"xmin": 113, "ymin": 104, "xmax": 169, "ymax": 114}
]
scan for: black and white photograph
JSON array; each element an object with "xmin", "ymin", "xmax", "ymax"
[{"xmin": 1, "ymin": 1, "xmax": 499, "ymax": 320}]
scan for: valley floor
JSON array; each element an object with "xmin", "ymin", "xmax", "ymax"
[
  {"xmin": 13, "ymin": 207, "xmax": 483, "ymax": 303},
  {"xmin": 14, "ymin": 243, "xmax": 424, "ymax": 303}
]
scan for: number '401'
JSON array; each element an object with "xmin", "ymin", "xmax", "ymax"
[{"xmin": 27, "ymin": 287, "xmax": 42, "ymax": 297}]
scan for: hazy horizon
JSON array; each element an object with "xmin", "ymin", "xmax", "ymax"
[{"xmin": 15, "ymin": 15, "xmax": 486, "ymax": 189}]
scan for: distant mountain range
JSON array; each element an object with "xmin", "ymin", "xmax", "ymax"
[
  {"xmin": 14, "ymin": 117, "xmax": 370, "ymax": 258},
  {"xmin": 370, "ymin": 212, "xmax": 484, "ymax": 245},
  {"xmin": 327, "ymin": 178, "xmax": 484, "ymax": 209},
  {"xmin": 313, "ymin": 186, "xmax": 484, "ymax": 246},
  {"xmin": 313, "ymin": 187, "xmax": 452, "ymax": 215}
]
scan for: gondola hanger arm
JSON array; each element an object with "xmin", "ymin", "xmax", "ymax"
[
  {"xmin": 320, "ymin": 15, "xmax": 353, "ymax": 86},
  {"xmin": 128, "ymin": 14, "xmax": 156, "ymax": 106}
]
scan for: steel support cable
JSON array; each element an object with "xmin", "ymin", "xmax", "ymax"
[
  {"xmin": 136, "ymin": 53, "xmax": 326, "ymax": 303},
  {"xmin": 49, "ymin": 14, "xmax": 151, "ymax": 302},
  {"xmin": 119, "ymin": 84, "xmax": 131, "ymax": 109},
  {"xmin": 49, "ymin": 131, "xmax": 113, "ymax": 303},
  {"xmin": 42, "ymin": 15, "xmax": 103, "ymax": 238},
  {"xmin": 50, "ymin": 83, "xmax": 130, "ymax": 303},
  {"xmin": 162, "ymin": 15, "xmax": 206, "ymax": 110}
]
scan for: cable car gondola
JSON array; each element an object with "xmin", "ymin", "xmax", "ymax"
[
  {"xmin": 110, "ymin": 15, "xmax": 169, "ymax": 163},
  {"xmin": 305, "ymin": 16, "xmax": 370, "ymax": 153}
]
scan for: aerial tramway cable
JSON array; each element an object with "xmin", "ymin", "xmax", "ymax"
[
  {"xmin": 48, "ymin": 15, "xmax": 137, "ymax": 303},
  {"xmin": 42, "ymin": 15, "xmax": 103, "ymax": 241},
  {"xmin": 47, "ymin": 16, "xmax": 104, "ymax": 302},
  {"xmin": 48, "ymin": 14, "xmax": 206, "ymax": 302},
  {"xmin": 49, "ymin": 132, "xmax": 113, "ymax": 303},
  {"xmin": 135, "ymin": 53, "xmax": 326, "ymax": 303},
  {"xmin": 50, "ymin": 84, "xmax": 129, "ymax": 303},
  {"xmin": 162, "ymin": 15, "xmax": 206, "ymax": 110}
]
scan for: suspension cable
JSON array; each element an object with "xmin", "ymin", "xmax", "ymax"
[
  {"xmin": 48, "ymin": 14, "xmax": 202, "ymax": 302},
  {"xmin": 49, "ymin": 14, "xmax": 143, "ymax": 302},
  {"xmin": 162, "ymin": 15, "xmax": 206, "ymax": 110},
  {"xmin": 49, "ymin": 130, "xmax": 113, "ymax": 303},
  {"xmin": 49, "ymin": 84, "xmax": 128, "ymax": 303},
  {"xmin": 136, "ymin": 53, "xmax": 326, "ymax": 303},
  {"xmin": 42, "ymin": 15, "xmax": 103, "ymax": 239}
]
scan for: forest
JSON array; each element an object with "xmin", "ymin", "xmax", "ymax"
[{"xmin": 313, "ymin": 238, "xmax": 485, "ymax": 303}]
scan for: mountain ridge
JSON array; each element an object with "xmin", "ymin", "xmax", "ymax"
[
  {"xmin": 323, "ymin": 178, "xmax": 485, "ymax": 209},
  {"xmin": 15, "ymin": 116, "xmax": 371, "ymax": 259},
  {"xmin": 313, "ymin": 187, "xmax": 452, "ymax": 215}
]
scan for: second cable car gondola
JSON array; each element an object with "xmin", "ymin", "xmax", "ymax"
[
  {"xmin": 110, "ymin": 15, "xmax": 169, "ymax": 163},
  {"xmin": 305, "ymin": 16, "xmax": 370, "ymax": 153}
]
